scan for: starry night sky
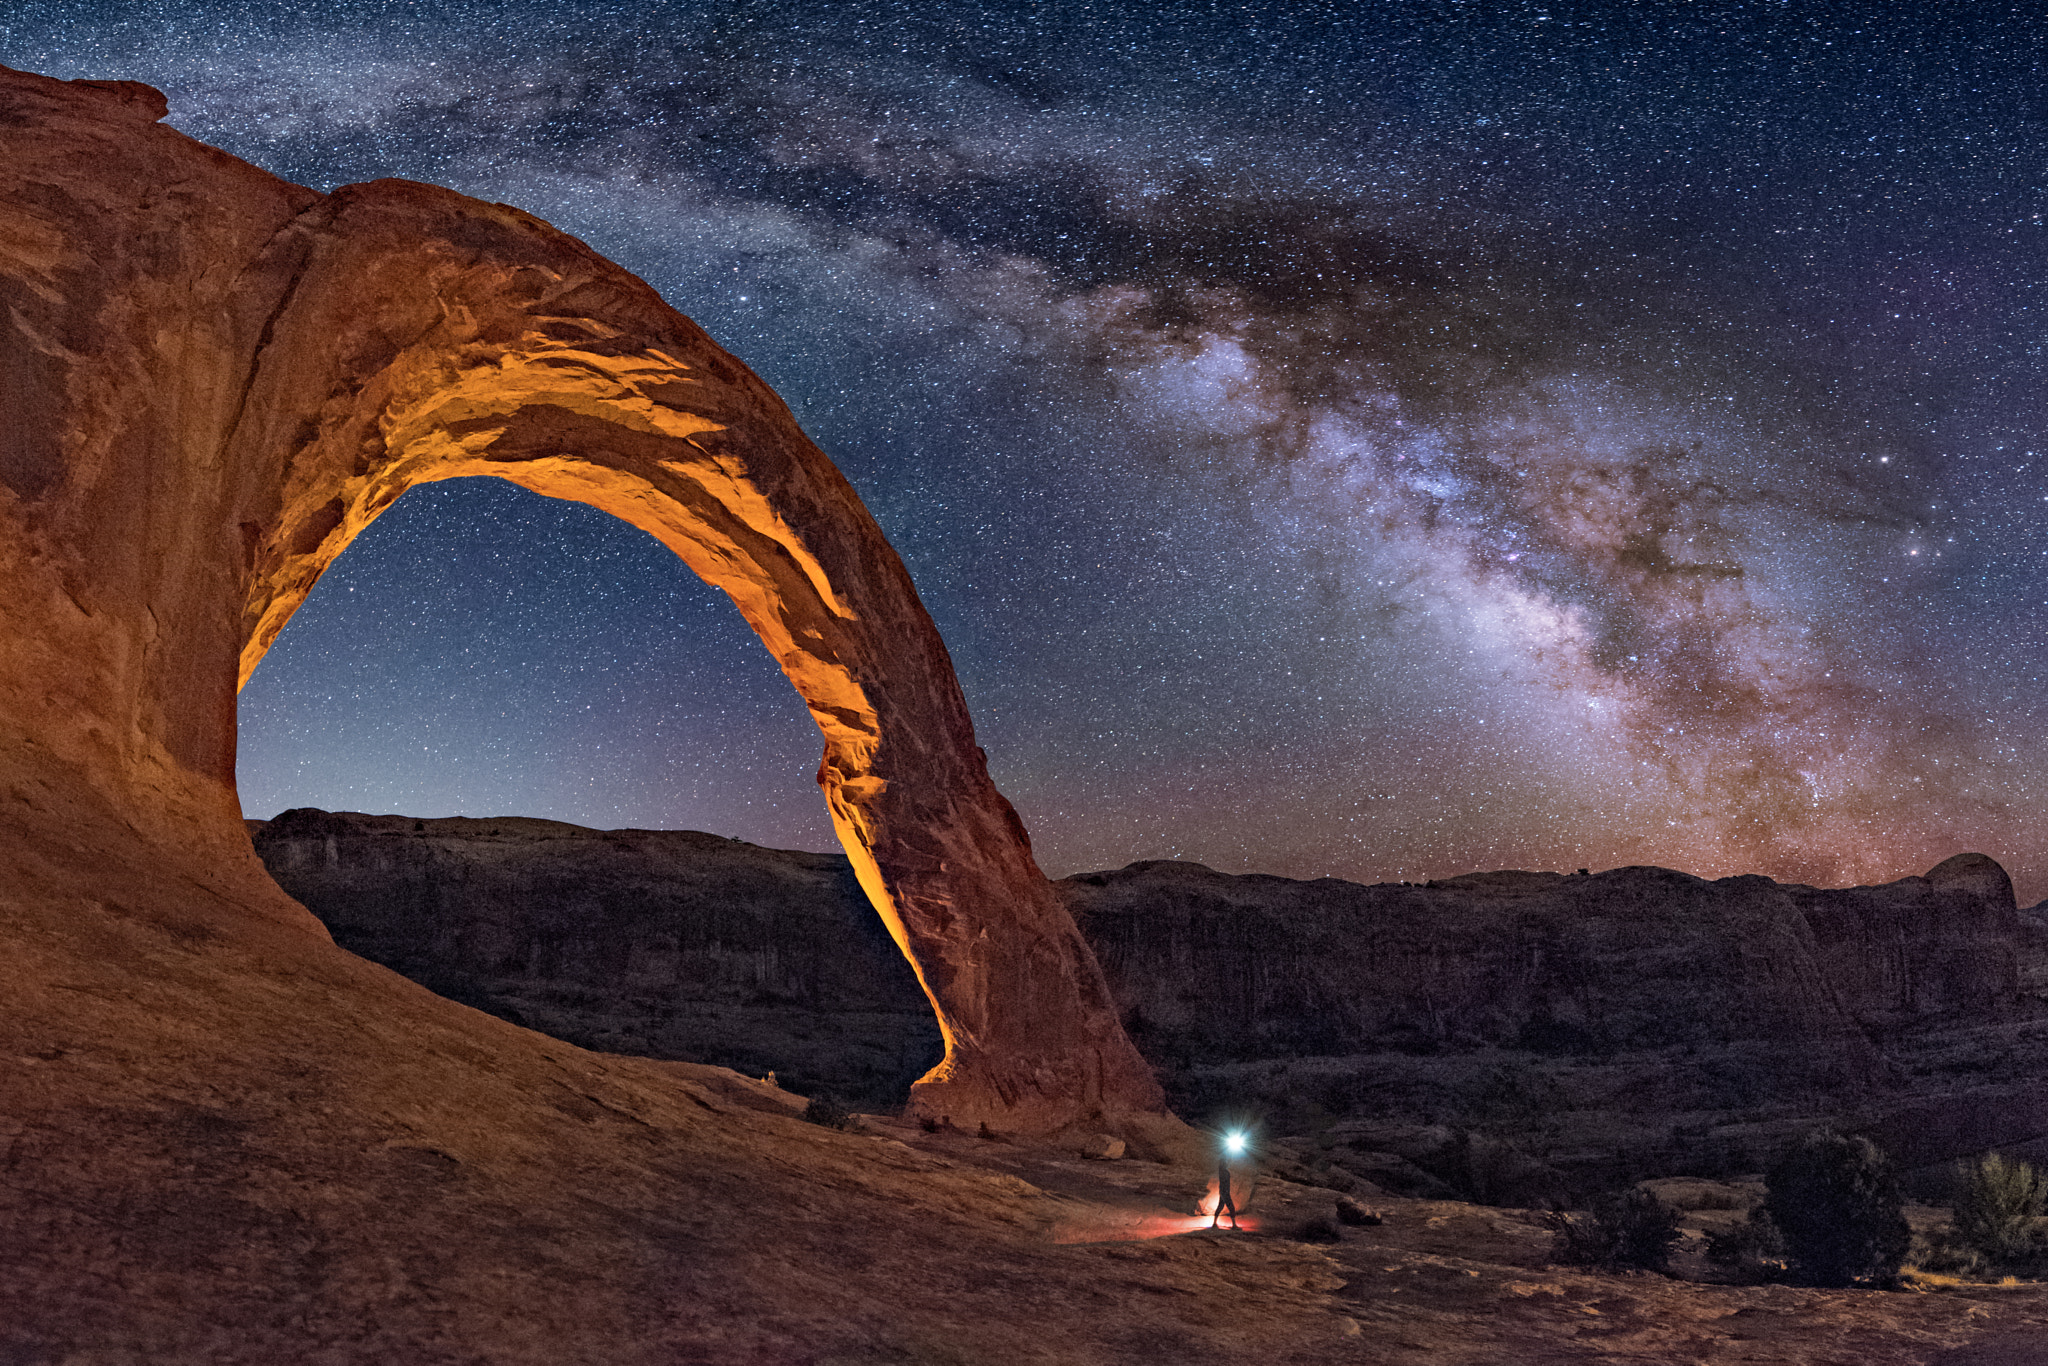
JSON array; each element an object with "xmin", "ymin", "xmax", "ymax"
[{"xmin": 11, "ymin": 2, "xmax": 2048, "ymax": 897}]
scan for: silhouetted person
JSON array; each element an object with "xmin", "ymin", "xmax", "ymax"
[{"xmin": 1211, "ymin": 1156, "xmax": 1240, "ymax": 1230}]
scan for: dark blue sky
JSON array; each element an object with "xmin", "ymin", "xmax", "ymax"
[{"xmin": 11, "ymin": 2, "xmax": 2048, "ymax": 894}]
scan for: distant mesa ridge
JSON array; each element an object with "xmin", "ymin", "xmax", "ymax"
[
  {"xmin": 255, "ymin": 807, "xmax": 2028, "ymax": 1063},
  {"xmin": 254, "ymin": 809, "xmax": 2048, "ymax": 1188},
  {"xmin": 251, "ymin": 807, "xmax": 949, "ymax": 1107},
  {"xmin": 1067, "ymin": 848, "xmax": 2026, "ymax": 1057}
]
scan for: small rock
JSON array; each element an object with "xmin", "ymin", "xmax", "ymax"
[{"xmin": 1072, "ymin": 1133, "xmax": 1126, "ymax": 1160}]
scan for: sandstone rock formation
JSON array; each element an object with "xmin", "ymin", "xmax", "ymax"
[
  {"xmin": 1060, "ymin": 854, "xmax": 2026, "ymax": 1063},
  {"xmin": 0, "ymin": 63, "xmax": 1157, "ymax": 1134},
  {"xmin": 251, "ymin": 808, "xmax": 940, "ymax": 1104},
  {"xmin": 1064, "ymin": 855, "xmax": 2043, "ymax": 1190}
]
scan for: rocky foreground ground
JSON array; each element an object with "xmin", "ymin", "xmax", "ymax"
[
  {"xmin": 5, "ymin": 805, "xmax": 2043, "ymax": 1360},
  {"xmin": 839, "ymin": 1115, "xmax": 2048, "ymax": 1366}
]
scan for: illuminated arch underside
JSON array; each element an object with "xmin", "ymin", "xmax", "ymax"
[
  {"xmin": 233, "ymin": 184, "xmax": 1166, "ymax": 1132},
  {"xmin": 0, "ymin": 70, "xmax": 1162, "ymax": 1133}
]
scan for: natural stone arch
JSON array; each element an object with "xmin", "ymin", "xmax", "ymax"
[{"xmin": 0, "ymin": 69, "xmax": 1162, "ymax": 1134}]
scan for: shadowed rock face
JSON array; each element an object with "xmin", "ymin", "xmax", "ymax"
[
  {"xmin": 1061, "ymin": 854, "xmax": 2045, "ymax": 1191},
  {"xmin": 251, "ymin": 809, "xmax": 944, "ymax": 1105},
  {"xmin": 248, "ymin": 809, "xmax": 2048, "ymax": 1197},
  {"xmin": 1061, "ymin": 854, "xmax": 2025, "ymax": 1062},
  {"xmin": 246, "ymin": 811, "xmax": 2032, "ymax": 1084},
  {"xmin": 0, "ymin": 65, "xmax": 1157, "ymax": 1134}
]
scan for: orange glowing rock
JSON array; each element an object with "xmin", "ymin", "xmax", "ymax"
[{"xmin": 0, "ymin": 64, "xmax": 1161, "ymax": 1135}]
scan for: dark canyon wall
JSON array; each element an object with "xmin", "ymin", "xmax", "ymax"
[
  {"xmin": 1064, "ymin": 853, "xmax": 2026, "ymax": 1061},
  {"xmin": 253, "ymin": 809, "xmax": 2037, "ymax": 1110},
  {"xmin": 251, "ymin": 809, "xmax": 943, "ymax": 1102}
]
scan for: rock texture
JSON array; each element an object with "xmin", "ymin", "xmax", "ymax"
[
  {"xmin": 0, "ymin": 63, "xmax": 1156, "ymax": 1134},
  {"xmin": 259, "ymin": 813, "xmax": 2029, "ymax": 1089},
  {"xmin": 12, "ymin": 63, "xmax": 2048, "ymax": 1363},
  {"xmin": 1064, "ymin": 855, "xmax": 2044, "ymax": 1192},
  {"xmin": 249, "ymin": 808, "xmax": 2048, "ymax": 1199},
  {"xmin": 251, "ymin": 808, "xmax": 940, "ymax": 1104},
  {"xmin": 1061, "ymin": 854, "xmax": 2026, "ymax": 1063}
]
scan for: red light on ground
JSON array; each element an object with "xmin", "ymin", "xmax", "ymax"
[
  {"xmin": 1049, "ymin": 1210, "xmax": 1262, "ymax": 1243},
  {"xmin": 1047, "ymin": 1170, "xmax": 1261, "ymax": 1243}
]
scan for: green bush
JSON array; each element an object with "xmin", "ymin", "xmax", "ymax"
[
  {"xmin": 1952, "ymin": 1153, "xmax": 2047, "ymax": 1268},
  {"xmin": 1543, "ymin": 1187, "xmax": 1683, "ymax": 1273},
  {"xmin": 1704, "ymin": 1207, "xmax": 1791, "ymax": 1283},
  {"xmin": 1764, "ymin": 1129, "xmax": 1910, "ymax": 1287}
]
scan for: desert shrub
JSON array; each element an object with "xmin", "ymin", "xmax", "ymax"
[
  {"xmin": 1704, "ymin": 1207, "xmax": 1791, "ymax": 1284},
  {"xmin": 1543, "ymin": 1188, "xmax": 1683, "ymax": 1273},
  {"xmin": 1913, "ymin": 1227, "xmax": 1990, "ymax": 1280},
  {"xmin": 1334, "ymin": 1195, "xmax": 1383, "ymax": 1227},
  {"xmin": 803, "ymin": 1096, "xmax": 853, "ymax": 1130},
  {"xmin": 1541, "ymin": 1208, "xmax": 1612, "ymax": 1267},
  {"xmin": 1952, "ymin": 1154, "xmax": 2048, "ymax": 1267},
  {"xmin": 1764, "ymin": 1129, "xmax": 1910, "ymax": 1287}
]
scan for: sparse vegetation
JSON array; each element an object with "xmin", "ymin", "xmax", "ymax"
[
  {"xmin": 1951, "ymin": 1153, "xmax": 2047, "ymax": 1269},
  {"xmin": 1704, "ymin": 1207, "xmax": 1792, "ymax": 1283},
  {"xmin": 1334, "ymin": 1194, "xmax": 1383, "ymax": 1226},
  {"xmin": 803, "ymin": 1096, "xmax": 853, "ymax": 1130},
  {"xmin": 1764, "ymin": 1129, "xmax": 1910, "ymax": 1287},
  {"xmin": 1542, "ymin": 1187, "xmax": 1683, "ymax": 1273},
  {"xmin": 1912, "ymin": 1227, "xmax": 1989, "ymax": 1281}
]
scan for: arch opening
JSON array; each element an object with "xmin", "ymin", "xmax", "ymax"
[
  {"xmin": 236, "ymin": 476, "xmax": 833, "ymax": 848},
  {"xmin": 206, "ymin": 177, "xmax": 1167, "ymax": 1133},
  {"xmin": 0, "ymin": 85, "xmax": 1166, "ymax": 1136},
  {"xmin": 239, "ymin": 476, "xmax": 947, "ymax": 1108}
]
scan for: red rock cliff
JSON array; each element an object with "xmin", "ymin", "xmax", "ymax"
[{"xmin": 0, "ymin": 64, "xmax": 1160, "ymax": 1134}]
